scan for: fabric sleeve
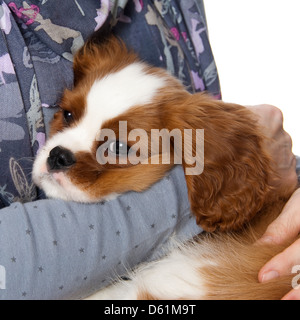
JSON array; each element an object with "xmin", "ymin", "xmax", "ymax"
[{"xmin": 0, "ymin": 165, "xmax": 202, "ymax": 299}]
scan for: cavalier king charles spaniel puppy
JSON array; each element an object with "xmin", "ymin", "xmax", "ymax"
[{"xmin": 33, "ymin": 27, "xmax": 298, "ymax": 300}]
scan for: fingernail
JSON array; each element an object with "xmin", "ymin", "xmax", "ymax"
[{"xmin": 261, "ymin": 270, "xmax": 279, "ymax": 282}]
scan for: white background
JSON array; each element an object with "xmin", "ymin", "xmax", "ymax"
[{"xmin": 204, "ymin": 0, "xmax": 300, "ymax": 154}]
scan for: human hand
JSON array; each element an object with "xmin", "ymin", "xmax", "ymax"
[
  {"xmin": 248, "ymin": 104, "xmax": 297, "ymax": 188},
  {"xmin": 258, "ymin": 188, "xmax": 300, "ymax": 300},
  {"xmin": 249, "ymin": 104, "xmax": 299, "ymax": 299}
]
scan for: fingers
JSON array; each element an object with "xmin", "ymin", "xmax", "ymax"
[
  {"xmin": 258, "ymin": 189, "xmax": 300, "ymax": 287},
  {"xmin": 248, "ymin": 104, "xmax": 299, "ymax": 298},
  {"xmin": 282, "ymin": 287, "xmax": 300, "ymax": 300},
  {"xmin": 258, "ymin": 238, "xmax": 300, "ymax": 283},
  {"xmin": 248, "ymin": 104, "xmax": 284, "ymax": 137},
  {"xmin": 265, "ymin": 105, "xmax": 284, "ymax": 137},
  {"xmin": 248, "ymin": 104, "xmax": 297, "ymax": 188},
  {"xmin": 259, "ymin": 188, "xmax": 300, "ymax": 245},
  {"xmin": 282, "ymin": 263, "xmax": 300, "ymax": 299},
  {"xmin": 273, "ymin": 128, "xmax": 295, "ymax": 172},
  {"xmin": 282, "ymin": 264, "xmax": 300, "ymax": 299}
]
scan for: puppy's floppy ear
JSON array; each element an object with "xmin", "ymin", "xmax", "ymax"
[
  {"xmin": 166, "ymin": 93, "xmax": 274, "ymax": 232},
  {"xmin": 72, "ymin": 19, "xmax": 111, "ymax": 85},
  {"xmin": 72, "ymin": 20, "xmax": 137, "ymax": 86}
]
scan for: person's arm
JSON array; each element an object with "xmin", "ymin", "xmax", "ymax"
[{"xmin": 0, "ymin": 165, "xmax": 202, "ymax": 300}]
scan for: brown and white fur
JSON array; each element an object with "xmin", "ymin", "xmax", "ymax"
[{"xmin": 33, "ymin": 29, "xmax": 298, "ymax": 300}]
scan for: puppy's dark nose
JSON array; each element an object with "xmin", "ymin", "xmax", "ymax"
[{"xmin": 47, "ymin": 146, "xmax": 76, "ymax": 171}]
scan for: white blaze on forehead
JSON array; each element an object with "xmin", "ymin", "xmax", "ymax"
[
  {"xmin": 87, "ymin": 63, "xmax": 165, "ymax": 126},
  {"xmin": 52, "ymin": 62, "xmax": 166, "ymax": 153}
]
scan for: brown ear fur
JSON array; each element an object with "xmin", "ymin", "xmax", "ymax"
[{"xmin": 165, "ymin": 93, "xmax": 275, "ymax": 232}]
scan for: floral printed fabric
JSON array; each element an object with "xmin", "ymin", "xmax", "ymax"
[
  {"xmin": 0, "ymin": 0, "xmax": 220, "ymax": 208},
  {"xmin": 114, "ymin": 0, "xmax": 221, "ymax": 95}
]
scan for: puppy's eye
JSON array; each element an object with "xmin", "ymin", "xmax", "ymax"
[
  {"xmin": 109, "ymin": 141, "xmax": 130, "ymax": 156},
  {"xmin": 63, "ymin": 110, "xmax": 73, "ymax": 125}
]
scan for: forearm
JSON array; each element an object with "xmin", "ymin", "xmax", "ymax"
[{"xmin": 0, "ymin": 165, "xmax": 201, "ymax": 300}]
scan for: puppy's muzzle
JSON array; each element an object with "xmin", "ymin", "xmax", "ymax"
[{"xmin": 47, "ymin": 146, "xmax": 76, "ymax": 171}]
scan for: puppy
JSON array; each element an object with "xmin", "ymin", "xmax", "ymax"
[{"xmin": 33, "ymin": 29, "xmax": 298, "ymax": 299}]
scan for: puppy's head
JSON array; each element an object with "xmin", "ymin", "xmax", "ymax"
[
  {"xmin": 33, "ymin": 34, "xmax": 176, "ymax": 202},
  {"xmin": 33, "ymin": 33, "xmax": 295, "ymax": 231}
]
